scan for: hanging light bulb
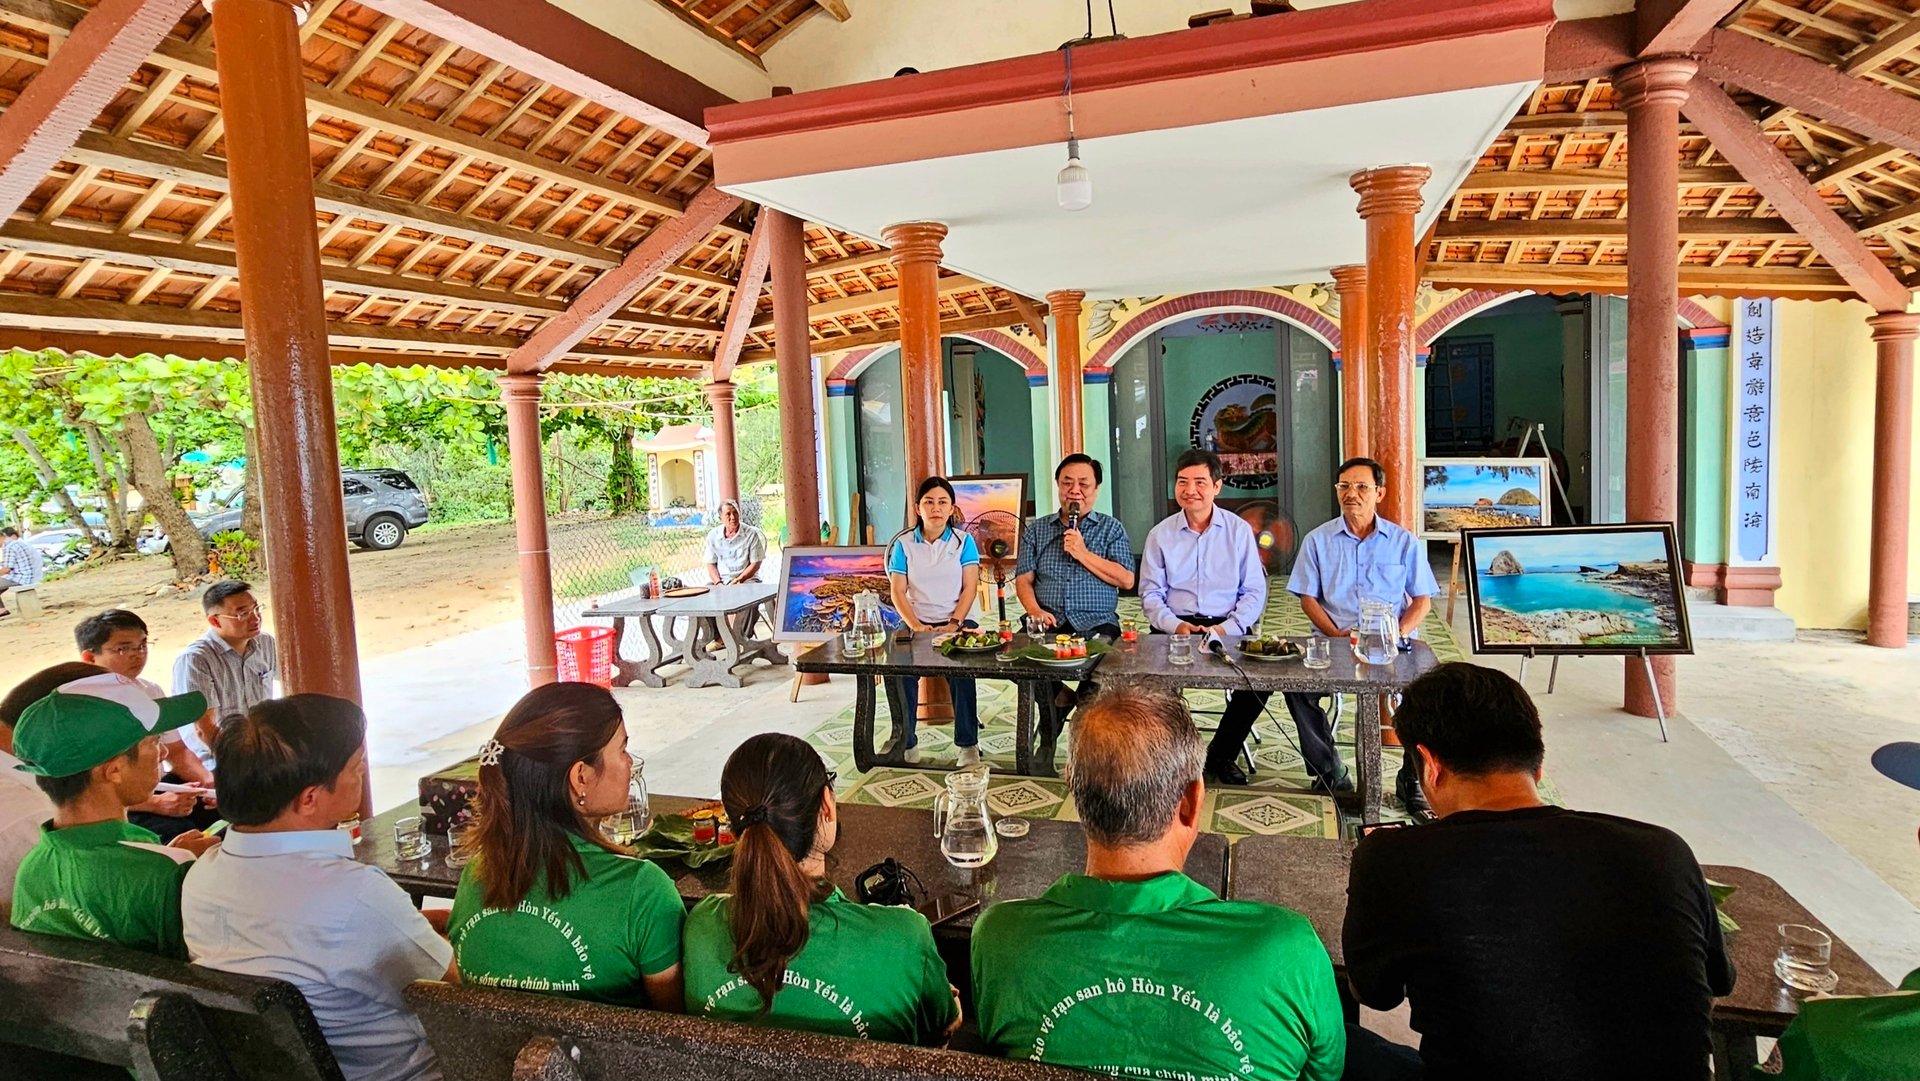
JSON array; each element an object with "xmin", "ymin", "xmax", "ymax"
[
  {"xmin": 1055, "ymin": 44, "xmax": 1092, "ymax": 212},
  {"xmin": 1057, "ymin": 135, "xmax": 1092, "ymax": 211}
]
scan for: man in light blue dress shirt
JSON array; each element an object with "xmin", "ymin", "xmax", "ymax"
[
  {"xmin": 1139, "ymin": 449, "xmax": 1269, "ymax": 785},
  {"xmin": 1287, "ymin": 458, "xmax": 1437, "ymax": 812}
]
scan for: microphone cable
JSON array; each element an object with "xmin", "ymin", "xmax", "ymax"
[{"xmin": 1204, "ymin": 635, "xmax": 1345, "ymax": 804}]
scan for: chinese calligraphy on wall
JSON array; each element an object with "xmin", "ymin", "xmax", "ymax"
[{"xmin": 1732, "ymin": 299, "xmax": 1773, "ymax": 563}]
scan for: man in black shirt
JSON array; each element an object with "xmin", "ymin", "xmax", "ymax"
[{"xmin": 1343, "ymin": 663, "xmax": 1736, "ymax": 1081}]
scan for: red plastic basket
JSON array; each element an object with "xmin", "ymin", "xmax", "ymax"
[{"xmin": 555, "ymin": 626, "xmax": 615, "ymax": 688}]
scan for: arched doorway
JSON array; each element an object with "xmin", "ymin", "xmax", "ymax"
[
  {"xmin": 851, "ymin": 339, "xmax": 1038, "ymax": 542},
  {"xmin": 1104, "ymin": 311, "xmax": 1337, "ymax": 567}
]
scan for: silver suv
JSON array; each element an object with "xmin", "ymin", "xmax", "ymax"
[{"xmin": 187, "ymin": 468, "xmax": 429, "ymax": 551}]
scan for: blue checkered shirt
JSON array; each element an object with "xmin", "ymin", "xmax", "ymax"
[{"xmin": 1014, "ymin": 511, "xmax": 1135, "ymax": 631}]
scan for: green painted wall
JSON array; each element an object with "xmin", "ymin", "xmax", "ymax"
[
  {"xmin": 826, "ymin": 393, "xmax": 859, "ymax": 543},
  {"xmin": 1030, "ymin": 380, "xmax": 1054, "ymax": 507},
  {"xmin": 977, "ymin": 352, "xmax": 1036, "ymax": 482},
  {"xmin": 1084, "ymin": 382, "xmax": 1113, "ymax": 516},
  {"xmin": 1433, "ymin": 308, "xmax": 1566, "ymax": 451},
  {"xmin": 1684, "ymin": 344, "xmax": 1730, "ymax": 565}
]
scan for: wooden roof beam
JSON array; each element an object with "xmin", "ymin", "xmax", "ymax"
[
  {"xmin": 710, "ymin": 209, "xmax": 772, "ymax": 382},
  {"xmin": 0, "ymin": 329, "xmax": 685, "ymax": 375},
  {"xmin": 1680, "ymin": 76, "xmax": 1908, "ymax": 311},
  {"xmin": 1454, "ymin": 167, "xmax": 1745, "ymax": 192},
  {"xmin": 1840, "ymin": 11, "xmax": 1920, "ymax": 76},
  {"xmin": 750, "ymin": 273, "xmax": 987, "ymax": 330},
  {"xmin": 1699, "ymin": 28, "xmax": 1920, "ymax": 160},
  {"xmin": 1005, "ymin": 293, "xmax": 1048, "ymax": 347},
  {"xmin": 0, "ymin": 0, "xmax": 195, "ymax": 223},
  {"xmin": 1637, "ymin": 0, "xmax": 1745, "ymax": 56},
  {"xmin": 1423, "ymin": 261, "xmax": 1857, "ymax": 295},
  {"xmin": 1545, "ymin": 14, "xmax": 1631, "ymax": 83},
  {"xmin": 506, "ymin": 185, "xmax": 740, "ymax": 373},
  {"xmin": 1436, "ymin": 218, "xmax": 1795, "ymax": 240},
  {"xmin": 795, "ymin": 309, "xmax": 1026, "ymax": 359},
  {"xmin": 358, "ymin": 0, "xmax": 732, "ymax": 147}
]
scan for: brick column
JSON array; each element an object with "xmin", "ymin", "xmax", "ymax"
[
  {"xmin": 1049, "ymin": 289, "xmax": 1088, "ymax": 457},
  {"xmin": 1350, "ymin": 166, "xmax": 1430, "ymax": 529},
  {"xmin": 883, "ymin": 222, "xmax": 949, "ymax": 490},
  {"xmin": 501, "ymin": 373, "xmax": 559, "ymax": 687},
  {"xmin": 1331, "ymin": 265, "xmax": 1369, "ymax": 460},
  {"xmin": 1867, "ymin": 311, "xmax": 1919, "ymax": 648},
  {"xmin": 1618, "ymin": 56, "xmax": 1696, "ymax": 716}
]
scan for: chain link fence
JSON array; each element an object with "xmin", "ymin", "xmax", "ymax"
[{"xmin": 548, "ymin": 495, "xmax": 773, "ymax": 633}]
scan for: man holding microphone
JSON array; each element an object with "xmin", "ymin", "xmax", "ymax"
[
  {"xmin": 1014, "ymin": 454, "xmax": 1136, "ymax": 766},
  {"xmin": 1139, "ymin": 449, "xmax": 1270, "ymax": 785}
]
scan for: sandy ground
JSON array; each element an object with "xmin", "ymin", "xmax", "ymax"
[{"xmin": 0, "ymin": 521, "xmax": 523, "ymax": 693}]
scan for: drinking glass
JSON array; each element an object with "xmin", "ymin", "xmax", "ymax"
[
  {"xmin": 1775, "ymin": 923, "xmax": 1839, "ymax": 992},
  {"xmin": 1022, "ymin": 615, "xmax": 1046, "ymax": 640},
  {"xmin": 337, "ymin": 814, "xmax": 363, "ymax": 846},
  {"xmin": 842, "ymin": 626, "xmax": 869, "ymax": 658},
  {"xmin": 393, "ymin": 815, "xmax": 431, "ymax": 861},
  {"xmin": 1303, "ymin": 636, "xmax": 1333, "ymax": 669},
  {"xmin": 445, "ymin": 822, "xmax": 477, "ymax": 868},
  {"xmin": 1168, "ymin": 633, "xmax": 1195, "ymax": 666}
]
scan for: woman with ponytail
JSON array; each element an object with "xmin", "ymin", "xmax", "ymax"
[
  {"xmin": 681, "ymin": 733, "xmax": 960, "ymax": 1044},
  {"xmin": 446, "ymin": 683, "xmax": 684, "ymax": 1009}
]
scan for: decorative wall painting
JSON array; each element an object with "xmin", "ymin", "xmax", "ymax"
[
  {"xmin": 774, "ymin": 546, "xmax": 902, "ymax": 642},
  {"xmin": 1461, "ymin": 523, "xmax": 1693, "ymax": 655},
  {"xmin": 1190, "ymin": 374, "xmax": 1278, "ymax": 489},
  {"xmin": 1417, "ymin": 458, "xmax": 1551, "ymax": 541}
]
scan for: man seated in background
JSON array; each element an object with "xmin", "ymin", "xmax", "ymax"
[
  {"xmin": 0, "ymin": 525, "xmax": 44, "ymax": 618},
  {"xmin": 0, "ymin": 662, "xmax": 103, "ymax": 913},
  {"xmin": 1344, "ymin": 662, "xmax": 1735, "ymax": 1081},
  {"xmin": 8, "ymin": 674, "xmax": 214, "ymax": 957},
  {"xmin": 78, "ymin": 609, "xmax": 219, "ymax": 839},
  {"xmin": 183, "ymin": 694, "xmax": 455, "ymax": 1081},
  {"xmin": 172, "ymin": 580, "xmax": 277, "ymax": 775},
  {"xmin": 1754, "ymin": 741, "xmax": 1920, "ymax": 1080},
  {"xmin": 704, "ymin": 499, "xmax": 767, "ymax": 585},
  {"xmin": 971, "ymin": 686, "xmax": 1345, "ymax": 1081}
]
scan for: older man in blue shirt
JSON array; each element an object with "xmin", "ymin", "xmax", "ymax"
[
  {"xmin": 1288, "ymin": 457, "xmax": 1437, "ymax": 813},
  {"xmin": 1015, "ymin": 454, "xmax": 1136, "ymax": 766},
  {"xmin": 1140, "ymin": 448, "xmax": 1269, "ymax": 784}
]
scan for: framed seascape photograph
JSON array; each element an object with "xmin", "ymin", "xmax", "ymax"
[
  {"xmin": 948, "ymin": 473, "xmax": 1028, "ymax": 563},
  {"xmin": 1461, "ymin": 523, "xmax": 1693, "ymax": 656},
  {"xmin": 774, "ymin": 546, "xmax": 903, "ymax": 642},
  {"xmin": 1417, "ymin": 458, "xmax": 1551, "ymax": 541}
]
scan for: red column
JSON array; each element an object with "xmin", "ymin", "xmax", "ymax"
[
  {"xmin": 501, "ymin": 373, "xmax": 559, "ymax": 686},
  {"xmin": 1867, "ymin": 311, "xmax": 1918, "ymax": 648},
  {"xmin": 705, "ymin": 380, "xmax": 740, "ymax": 507},
  {"xmin": 1049, "ymin": 290, "xmax": 1087, "ymax": 457},
  {"xmin": 1331, "ymin": 265, "xmax": 1369, "ymax": 460},
  {"xmin": 767, "ymin": 208, "xmax": 821, "ymax": 546},
  {"xmin": 883, "ymin": 222, "xmax": 949, "ymax": 492},
  {"xmin": 212, "ymin": 0, "xmax": 365, "ymax": 814},
  {"xmin": 1351, "ymin": 166, "xmax": 1430, "ymax": 529},
  {"xmin": 1618, "ymin": 57, "xmax": 1696, "ymax": 716}
]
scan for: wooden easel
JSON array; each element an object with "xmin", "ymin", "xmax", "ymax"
[{"xmin": 1445, "ymin": 540, "xmax": 1464, "ymax": 623}]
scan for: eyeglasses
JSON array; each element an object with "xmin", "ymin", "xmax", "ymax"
[
  {"xmin": 1334, "ymin": 483, "xmax": 1378, "ymax": 494},
  {"xmin": 101, "ymin": 642, "xmax": 150, "ymax": 656},
  {"xmin": 217, "ymin": 605, "xmax": 264, "ymax": 621}
]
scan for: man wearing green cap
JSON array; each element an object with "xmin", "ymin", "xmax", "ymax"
[{"xmin": 9, "ymin": 673, "xmax": 216, "ymax": 958}]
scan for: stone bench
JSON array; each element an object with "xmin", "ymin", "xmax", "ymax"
[
  {"xmin": 7, "ymin": 584, "xmax": 43, "ymax": 618},
  {"xmin": 0, "ymin": 925, "xmax": 342, "ymax": 1081},
  {"xmin": 406, "ymin": 980, "xmax": 1089, "ymax": 1081}
]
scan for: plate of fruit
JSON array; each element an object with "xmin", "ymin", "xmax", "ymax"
[
  {"xmin": 1238, "ymin": 637, "xmax": 1303, "ymax": 662},
  {"xmin": 939, "ymin": 630, "xmax": 1004, "ymax": 654}
]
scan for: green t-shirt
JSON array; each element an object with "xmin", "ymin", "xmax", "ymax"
[
  {"xmin": 1763, "ymin": 968, "xmax": 1920, "ymax": 1080},
  {"xmin": 682, "ymin": 888, "xmax": 956, "ymax": 1045},
  {"xmin": 971, "ymin": 871, "xmax": 1346, "ymax": 1081},
  {"xmin": 9, "ymin": 818, "xmax": 194, "ymax": 959},
  {"xmin": 447, "ymin": 834, "xmax": 685, "ymax": 1008}
]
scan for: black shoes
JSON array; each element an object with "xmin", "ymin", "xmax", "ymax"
[
  {"xmin": 1396, "ymin": 768, "xmax": 1434, "ymax": 821},
  {"xmin": 1205, "ymin": 760, "xmax": 1250, "ymax": 786}
]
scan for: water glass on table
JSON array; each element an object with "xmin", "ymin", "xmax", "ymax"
[
  {"xmin": 445, "ymin": 821, "xmax": 477, "ymax": 868},
  {"xmin": 393, "ymin": 815, "xmax": 431, "ymax": 862},
  {"xmin": 1775, "ymin": 923, "xmax": 1839, "ymax": 992},
  {"xmin": 1303, "ymin": 636, "xmax": 1333, "ymax": 669},
  {"xmin": 1168, "ymin": 632, "xmax": 1195, "ymax": 666}
]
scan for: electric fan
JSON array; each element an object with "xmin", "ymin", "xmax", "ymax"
[
  {"xmin": 1234, "ymin": 501, "xmax": 1297, "ymax": 575},
  {"xmin": 962, "ymin": 509, "xmax": 1023, "ymax": 626}
]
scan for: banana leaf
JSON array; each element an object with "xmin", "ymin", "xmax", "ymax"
[
  {"xmin": 625, "ymin": 813, "xmax": 736, "ymax": 868},
  {"xmin": 1707, "ymin": 879, "xmax": 1739, "ymax": 934}
]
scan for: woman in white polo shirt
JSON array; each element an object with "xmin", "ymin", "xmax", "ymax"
[{"xmin": 886, "ymin": 477, "xmax": 983, "ymax": 768}]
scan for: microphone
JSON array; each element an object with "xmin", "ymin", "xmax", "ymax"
[
  {"xmin": 1066, "ymin": 500, "xmax": 1081, "ymax": 531},
  {"xmin": 1203, "ymin": 635, "xmax": 1227, "ymax": 658}
]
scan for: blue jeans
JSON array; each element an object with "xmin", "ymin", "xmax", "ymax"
[{"xmin": 886, "ymin": 676, "xmax": 979, "ymax": 749}]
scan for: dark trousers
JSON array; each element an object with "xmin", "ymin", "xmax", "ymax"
[
  {"xmin": 1035, "ymin": 619, "xmax": 1119, "ymax": 741},
  {"xmin": 1178, "ymin": 614, "xmax": 1270, "ymax": 770},
  {"xmin": 1341, "ymin": 1024, "xmax": 1424, "ymax": 1081},
  {"xmin": 1284, "ymin": 692, "xmax": 1420, "ymax": 792}
]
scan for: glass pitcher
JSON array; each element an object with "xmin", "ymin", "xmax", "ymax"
[
  {"xmin": 1356, "ymin": 600, "xmax": 1399, "ymax": 666},
  {"xmin": 845, "ymin": 590, "xmax": 886, "ymax": 658},
  {"xmin": 932, "ymin": 766, "xmax": 998, "ymax": 868}
]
